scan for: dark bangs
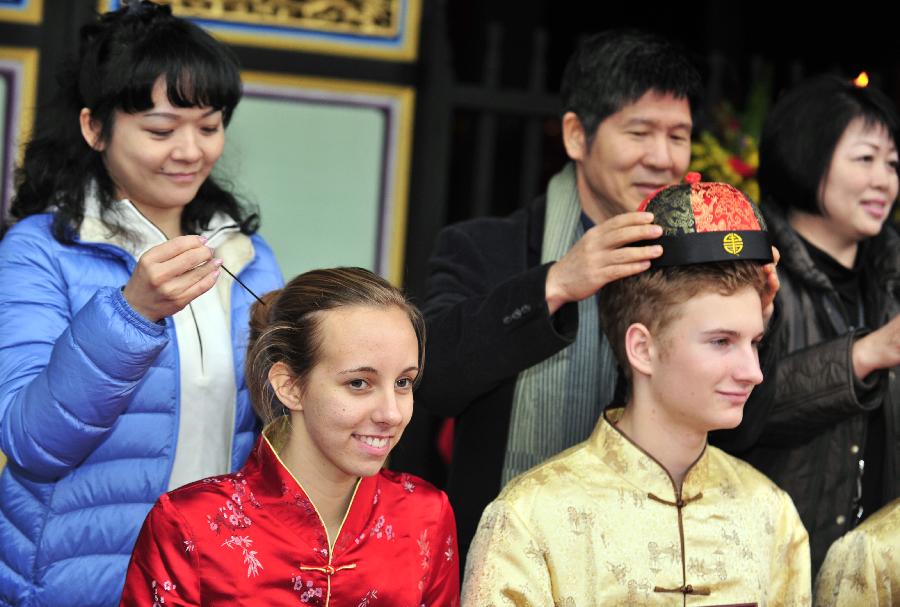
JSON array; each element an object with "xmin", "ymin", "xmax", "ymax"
[
  {"xmin": 759, "ymin": 75, "xmax": 900, "ymax": 215},
  {"xmin": 91, "ymin": 15, "xmax": 241, "ymax": 126},
  {"xmin": 852, "ymin": 88, "xmax": 900, "ymax": 148}
]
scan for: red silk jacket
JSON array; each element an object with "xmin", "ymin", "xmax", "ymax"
[{"xmin": 120, "ymin": 436, "xmax": 460, "ymax": 606}]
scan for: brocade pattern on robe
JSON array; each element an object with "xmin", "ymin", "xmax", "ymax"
[
  {"xmin": 815, "ymin": 498, "xmax": 900, "ymax": 606},
  {"xmin": 120, "ymin": 435, "xmax": 460, "ymax": 606},
  {"xmin": 463, "ymin": 408, "xmax": 811, "ymax": 606}
]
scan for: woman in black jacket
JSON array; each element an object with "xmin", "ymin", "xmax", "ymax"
[{"xmin": 734, "ymin": 74, "xmax": 900, "ymax": 574}]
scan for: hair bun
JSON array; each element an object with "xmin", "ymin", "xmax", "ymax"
[
  {"xmin": 248, "ymin": 289, "xmax": 281, "ymax": 342},
  {"xmin": 123, "ymin": 0, "xmax": 172, "ymax": 18}
]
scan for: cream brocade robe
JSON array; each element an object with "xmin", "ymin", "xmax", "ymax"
[
  {"xmin": 463, "ymin": 409, "xmax": 811, "ymax": 606},
  {"xmin": 814, "ymin": 498, "xmax": 900, "ymax": 606}
]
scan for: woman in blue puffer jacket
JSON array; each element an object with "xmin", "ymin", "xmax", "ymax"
[{"xmin": 0, "ymin": 3, "xmax": 282, "ymax": 605}]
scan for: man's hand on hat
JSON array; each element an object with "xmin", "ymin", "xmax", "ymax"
[
  {"xmin": 544, "ymin": 211, "xmax": 663, "ymax": 315},
  {"xmin": 761, "ymin": 246, "xmax": 780, "ymax": 326}
]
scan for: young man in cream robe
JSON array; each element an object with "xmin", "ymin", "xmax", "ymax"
[{"xmin": 462, "ymin": 178, "xmax": 812, "ymax": 606}]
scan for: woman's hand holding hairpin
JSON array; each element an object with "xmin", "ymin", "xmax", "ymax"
[{"xmin": 123, "ymin": 235, "xmax": 222, "ymax": 322}]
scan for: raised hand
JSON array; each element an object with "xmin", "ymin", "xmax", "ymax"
[
  {"xmin": 545, "ymin": 211, "xmax": 663, "ymax": 314},
  {"xmin": 123, "ymin": 235, "xmax": 222, "ymax": 322},
  {"xmin": 853, "ymin": 313, "xmax": 900, "ymax": 380}
]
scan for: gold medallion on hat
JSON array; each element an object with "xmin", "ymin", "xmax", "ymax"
[{"xmin": 723, "ymin": 232, "xmax": 744, "ymax": 255}]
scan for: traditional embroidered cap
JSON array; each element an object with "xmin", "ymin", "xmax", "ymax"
[{"xmin": 638, "ymin": 172, "xmax": 772, "ymax": 267}]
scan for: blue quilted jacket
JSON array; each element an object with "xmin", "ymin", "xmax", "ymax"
[{"xmin": 0, "ymin": 212, "xmax": 283, "ymax": 606}]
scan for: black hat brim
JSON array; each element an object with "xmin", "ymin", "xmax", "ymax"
[{"xmin": 637, "ymin": 230, "xmax": 773, "ymax": 268}]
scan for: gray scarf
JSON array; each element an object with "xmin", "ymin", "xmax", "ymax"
[{"xmin": 501, "ymin": 164, "xmax": 617, "ymax": 485}]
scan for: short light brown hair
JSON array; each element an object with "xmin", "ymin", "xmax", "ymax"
[
  {"xmin": 246, "ymin": 267, "xmax": 425, "ymax": 432},
  {"xmin": 598, "ymin": 261, "xmax": 767, "ymax": 380}
]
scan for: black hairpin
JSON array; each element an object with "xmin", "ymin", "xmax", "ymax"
[
  {"xmin": 134, "ymin": 210, "xmax": 267, "ymax": 307},
  {"xmin": 219, "ymin": 264, "xmax": 265, "ymax": 306}
]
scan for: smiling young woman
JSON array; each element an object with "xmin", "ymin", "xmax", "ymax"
[
  {"xmin": 120, "ymin": 267, "xmax": 460, "ymax": 606},
  {"xmin": 0, "ymin": 3, "xmax": 282, "ymax": 605}
]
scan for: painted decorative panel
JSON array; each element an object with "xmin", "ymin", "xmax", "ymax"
[
  {"xmin": 0, "ymin": 0, "xmax": 43, "ymax": 24},
  {"xmin": 218, "ymin": 71, "xmax": 414, "ymax": 284},
  {"xmin": 100, "ymin": 0, "xmax": 421, "ymax": 61},
  {"xmin": 0, "ymin": 46, "xmax": 38, "ymax": 220}
]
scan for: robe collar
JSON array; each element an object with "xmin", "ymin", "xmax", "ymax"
[
  {"xmin": 240, "ymin": 428, "xmax": 380, "ymax": 562},
  {"xmin": 590, "ymin": 407, "xmax": 710, "ymax": 505}
]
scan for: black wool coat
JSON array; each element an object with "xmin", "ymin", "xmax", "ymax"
[{"xmin": 414, "ymin": 195, "xmax": 579, "ymax": 565}]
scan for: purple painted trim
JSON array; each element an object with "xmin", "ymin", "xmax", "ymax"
[
  {"xmin": 0, "ymin": 66, "xmax": 18, "ymax": 222},
  {"xmin": 376, "ymin": 106, "xmax": 392, "ymax": 275},
  {"xmin": 244, "ymin": 89, "xmax": 390, "ymax": 111}
]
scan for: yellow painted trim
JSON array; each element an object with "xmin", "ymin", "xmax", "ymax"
[
  {"xmin": 0, "ymin": 47, "xmax": 39, "ymax": 165},
  {"xmin": 0, "ymin": 0, "xmax": 43, "ymax": 24},
  {"xmin": 242, "ymin": 71, "xmax": 408, "ymax": 98},
  {"xmin": 387, "ymin": 88, "xmax": 415, "ymax": 287},
  {"xmin": 241, "ymin": 71, "xmax": 416, "ymax": 285},
  {"xmin": 0, "ymin": 46, "xmax": 39, "ymax": 469}
]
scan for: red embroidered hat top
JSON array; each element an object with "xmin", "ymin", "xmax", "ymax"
[{"xmin": 637, "ymin": 172, "xmax": 772, "ymax": 267}]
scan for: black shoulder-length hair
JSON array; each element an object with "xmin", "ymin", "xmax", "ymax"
[
  {"xmin": 6, "ymin": 0, "xmax": 258, "ymax": 242},
  {"xmin": 758, "ymin": 74, "xmax": 900, "ymax": 215}
]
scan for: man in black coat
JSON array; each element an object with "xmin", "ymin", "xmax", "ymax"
[{"xmin": 414, "ymin": 30, "xmax": 703, "ymax": 565}]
